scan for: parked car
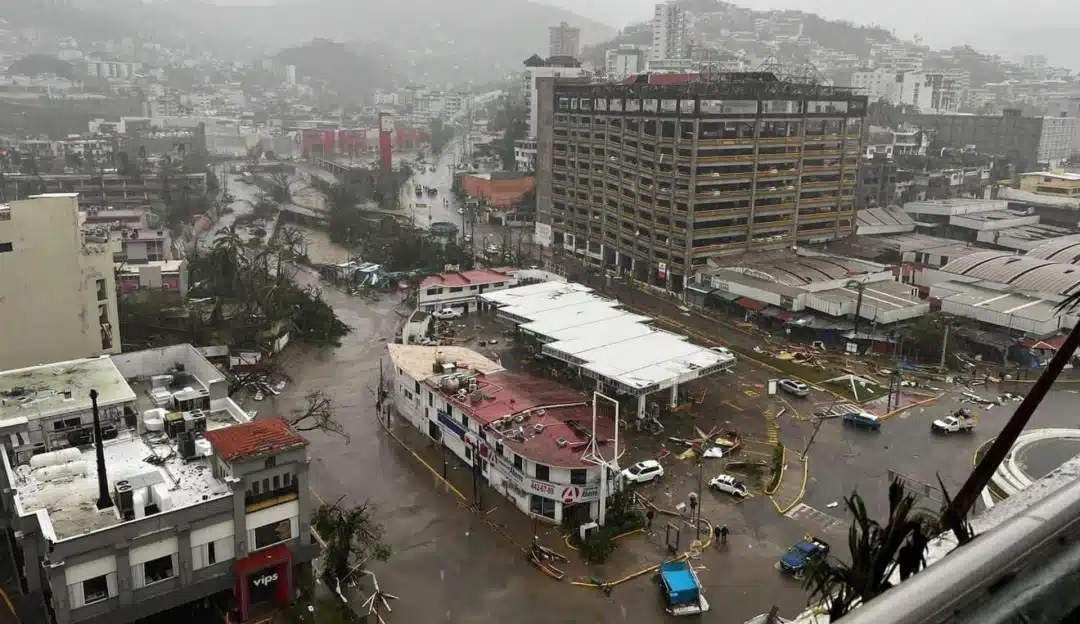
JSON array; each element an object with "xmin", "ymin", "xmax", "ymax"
[
  {"xmin": 778, "ymin": 379, "xmax": 810, "ymax": 398},
  {"xmin": 433, "ymin": 308, "xmax": 463, "ymax": 320},
  {"xmin": 710, "ymin": 346, "xmax": 734, "ymax": 358},
  {"xmin": 708, "ymin": 474, "xmax": 749, "ymax": 498},
  {"xmin": 842, "ymin": 410, "xmax": 881, "ymax": 431},
  {"xmin": 621, "ymin": 459, "xmax": 664, "ymax": 484},
  {"xmin": 780, "ymin": 536, "xmax": 830, "ymax": 578}
]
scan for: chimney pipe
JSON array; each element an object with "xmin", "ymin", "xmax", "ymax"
[{"xmin": 90, "ymin": 390, "xmax": 113, "ymax": 511}]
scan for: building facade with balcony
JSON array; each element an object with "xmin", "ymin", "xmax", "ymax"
[
  {"xmin": 387, "ymin": 344, "xmax": 616, "ymax": 525},
  {"xmin": 0, "ymin": 195, "xmax": 121, "ymax": 370},
  {"xmin": 0, "ymin": 173, "xmax": 208, "ymax": 210},
  {"xmin": 534, "ymin": 72, "xmax": 867, "ymax": 291}
]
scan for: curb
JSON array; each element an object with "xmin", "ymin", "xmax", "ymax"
[
  {"xmin": 879, "ymin": 394, "xmax": 940, "ymax": 421},
  {"xmin": 764, "ymin": 444, "xmax": 787, "ymax": 496},
  {"xmin": 771, "ymin": 457, "xmax": 809, "ymax": 516},
  {"xmin": 379, "ymin": 422, "xmax": 468, "ymax": 502}
]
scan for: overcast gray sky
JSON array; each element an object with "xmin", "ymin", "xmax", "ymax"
[{"xmin": 539, "ymin": 0, "xmax": 1070, "ymax": 63}]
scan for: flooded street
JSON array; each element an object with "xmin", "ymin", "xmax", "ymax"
[{"xmin": 261, "ymin": 269, "xmax": 641, "ymax": 623}]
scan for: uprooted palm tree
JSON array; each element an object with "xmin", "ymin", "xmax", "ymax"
[
  {"xmin": 940, "ymin": 295, "xmax": 1080, "ymax": 541},
  {"xmin": 804, "ymin": 478, "xmax": 938, "ymax": 620}
]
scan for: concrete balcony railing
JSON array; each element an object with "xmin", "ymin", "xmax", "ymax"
[
  {"xmin": 694, "ymin": 154, "xmax": 758, "ymax": 165},
  {"xmin": 693, "ymin": 207, "xmax": 751, "ymax": 220},
  {"xmin": 695, "ymin": 189, "xmax": 753, "ymax": 201}
]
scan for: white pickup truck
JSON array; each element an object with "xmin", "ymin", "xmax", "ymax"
[{"xmin": 932, "ymin": 410, "xmax": 976, "ymax": 434}]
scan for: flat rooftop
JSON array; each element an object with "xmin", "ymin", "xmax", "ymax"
[
  {"xmin": 937, "ymin": 284, "xmax": 1063, "ymax": 322},
  {"xmin": 0, "ymin": 357, "xmax": 136, "ymax": 422},
  {"xmin": 811, "ymin": 279, "xmax": 927, "ymax": 312},
  {"xmin": 485, "ymin": 282, "xmax": 732, "ymax": 392},
  {"xmin": 1020, "ymin": 171, "xmax": 1080, "ymax": 181},
  {"xmin": 387, "ymin": 344, "xmax": 505, "ymax": 382},
  {"xmin": 10, "ymin": 415, "xmax": 238, "ymax": 541},
  {"xmin": 431, "ymin": 371, "xmax": 614, "ymax": 468}
]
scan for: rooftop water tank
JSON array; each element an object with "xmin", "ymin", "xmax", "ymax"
[
  {"xmin": 29, "ymin": 448, "xmax": 82, "ymax": 469},
  {"xmin": 38, "ymin": 461, "xmax": 88, "ymax": 482}
]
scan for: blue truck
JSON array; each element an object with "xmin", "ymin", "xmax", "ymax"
[
  {"xmin": 779, "ymin": 536, "xmax": 830, "ymax": 578},
  {"xmin": 658, "ymin": 561, "xmax": 710, "ymax": 616}
]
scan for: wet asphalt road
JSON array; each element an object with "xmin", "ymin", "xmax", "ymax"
[{"xmin": 259, "ymin": 268, "xmax": 814, "ymax": 623}]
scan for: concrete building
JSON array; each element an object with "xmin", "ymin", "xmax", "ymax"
[
  {"xmin": 387, "ymin": 344, "xmax": 616, "ymax": 525},
  {"xmin": 1037, "ymin": 115, "xmax": 1076, "ymax": 167},
  {"xmin": 1018, "ymin": 171, "xmax": 1080, "ymax": 198},
  {"xmin": 115, "ymin": 260, "xmax": 188, "ymax": 302},
  {"xmin": 651, "ymin": 2, "xmax": 688, "ymax": 62},
  {"xmin": 691, "ymin": 251, "xmax": 929, "ymax": 327},
  {"xmin": 0, "ymin": 345, "xmax": 316, "ymax": 624},
  {"xmin": 605, "ymin": 45, "xmax": 646, "ymax": 81},
  {"xmin": 850, "ymin": 70, "xmax": 932, "ymax": 111},
  {"xmin": 534, "ymin": 72, "xmax": 867, "ymax": 290},
  {"xmin": 0, "ymin": 173, "xmax": 207, "ymax": 211},
  {"xmin": 521, "ymin": 56, "xmax": 588, "ymax": 139},
  {"xmin": 899, "ymin": 109, "xmax": 1059, "ymax": 169},
  {"xmin": 548, "ymin": 22, "xmax": 580, "ymax": 58},
  {"xmin": 418, "ymin": 267, "xmax": 520, "ymax": 313},
  {"xmin": 0, "ymin": 195, "xmax": 120, "ymax": 370},
  {"xmin": 285, "ymin": 64, "xmax": 297, "ymax": 86}
]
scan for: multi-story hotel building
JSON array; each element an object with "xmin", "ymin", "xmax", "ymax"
[{"xmin": 534, "ymin": 72, "xmax": 868, "ymax": 290}]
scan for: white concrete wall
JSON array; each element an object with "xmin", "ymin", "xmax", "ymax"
[{"xmin": 0, "ymin": 196, "xmax": 120, "ymax": 370}]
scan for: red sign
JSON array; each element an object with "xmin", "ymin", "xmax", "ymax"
[{"xmin": 561, "ymin": 486, "xmax": 581, "ymax": 504}]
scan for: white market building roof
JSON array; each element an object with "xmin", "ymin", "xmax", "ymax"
[{"xmin": 481, "ymin": 283, "xmax": 734, "ymax": 395}]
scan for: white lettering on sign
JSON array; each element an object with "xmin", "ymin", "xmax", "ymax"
[{"xmin": 253, "ymin": 572, "xmax": 278, "ymax": 587}]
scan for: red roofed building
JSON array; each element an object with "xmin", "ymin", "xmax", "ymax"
[
  {"xmin": 200, "ymin": 417, "xmax": 316, "ymax": 622},
  {"xmin": 418, "ymin": 267, "xmax": 519, "ymax": 314},
  {"xmin": 388, "ymin": 344, "xmax": 618, "ymax": 525},
  {"xmin": 204, "ymin": 418, "xmax": 308, "ymax": 462}
]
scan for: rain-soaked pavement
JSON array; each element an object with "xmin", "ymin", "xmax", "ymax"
[{"xmin": 252, "ymin": 265, "xmax": 813, "ymax": 623}]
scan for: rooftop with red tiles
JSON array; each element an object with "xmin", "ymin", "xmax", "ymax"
[
  {"xmin": 429, "ymin": 371, "xmax": 616, "ymax": 468},
  {"xmin": 419, "ymin": 267, "xmax": 517, "ymax": 290},
  {"xmin": 204, "ymin": 418, "xmax": 309, "ymax": 462}
]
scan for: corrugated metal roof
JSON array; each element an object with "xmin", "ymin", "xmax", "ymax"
[
  {"xmin": 1026, "ymin": 234, "xmax": 1080, "ymax": 263},
  {"xmin": 941, "ymin": 250, "xmax": 1080, "ymax": 295}
]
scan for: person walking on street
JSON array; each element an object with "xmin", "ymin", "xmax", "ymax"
[
  {"xmin": 720, "ymin": 524, "xmax": 729, "ymax": 545},
  {"xmin": 713, "ymin": 523, "xmax": 722, "ymax": 546},
  {"xmin": 646, "ymin": 508, "xmax": 655, "ymax": 531}
]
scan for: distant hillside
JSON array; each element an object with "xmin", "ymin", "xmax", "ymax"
[
  {"xmin": 7, "ymin": 55, "xmax": 76, "ymax": 80},
  {"xmin": 90, "ymin": 0, "xmax": 613, "ymax": 82},
  {"xmin": 276, "ymin": 39, "xmax": 400, "ymax": 103}
]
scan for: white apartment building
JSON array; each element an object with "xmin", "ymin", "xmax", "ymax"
[
  {"xmin": 285, "ymin": 64, "xmax": 297, "ymax": 85},
  {"xmin": 851, "ymin": 70, "xmax": 931, "ymax": 110},
  {"xmin": 86, "ymin": 60, "xmax": 142, "ymax": 81},
  {"xmin": 651, "ymin": 2, "xmax": 688, "ymax": 62},
  {"xmin": 548, "ymin": 22, "xmax": 580, "ymax": 58},
  {"xmin": 522, "ymin": 65, "xmax": 586, "ymax": 137},
  {"xmin": 605, "ymin": 45, "xmax": 645, "ymax": 81},
  {"xmin": 0, "ymin": 194, "xmax": 121, "ymax": 371}
]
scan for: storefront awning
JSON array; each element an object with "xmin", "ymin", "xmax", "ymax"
[{"xmin": 736, "ymin": 297, "xmax": 768, "ymax": 311}]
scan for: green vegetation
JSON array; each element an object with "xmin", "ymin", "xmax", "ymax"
[
  {"xmin": 804, "ymin": 479, "xmax": 973, "ymax": 620},
  {"xmin": 570, "ymin": 488, "xmax": 644, "ymax": 565},
  {"xmin": 312, "ymin": 498, "xmax": 392, "ymax": 586},
  {"xmin": 7, "ymin": 54, "xmax": 76, "ymax": 80},
  {"xmin": 118, "ymin": 226, "xmax": 350, "ymax": 350},
  {"xmin": 766, "ymin": 443, "xmax": 785, "ymax": 494}
]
